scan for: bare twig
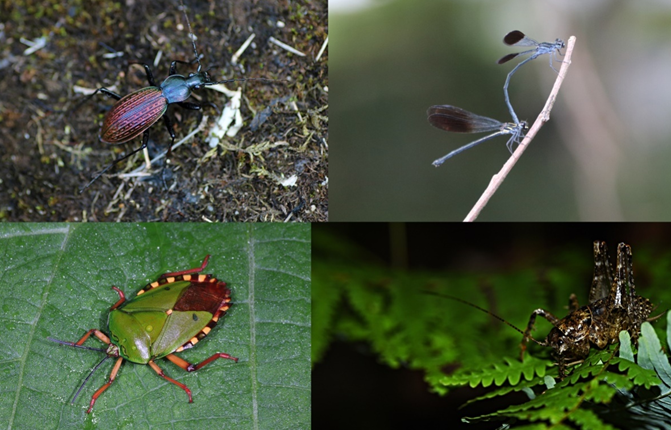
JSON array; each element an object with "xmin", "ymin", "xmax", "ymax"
[{"xmin": 464, "ymin": 35, "xmax": 576, "ymax": 222}]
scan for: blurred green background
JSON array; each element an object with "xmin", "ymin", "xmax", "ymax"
[
  {"xmin": 330, "ymin": 0, "xmax": 671, "ymax": 220},
  {"xmin": 312, "ymin": 223, "xmax": 671, "ymax": 428}
]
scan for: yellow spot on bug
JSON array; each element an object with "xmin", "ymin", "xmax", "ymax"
[
  {"xmin": 176, "ymin": 346, "xmax": 184, "ymax": 352},
  {"xmin": 166, "ymin": 309, "xmax": 173, "ymax": 315},
  {"xmin": 184, "ymin": 275, "xmax": 192, "ymax": 280},
  {"xmin": 212, "ymin": 316, "xmax": 219, "ymax": 322},
  {"xmin": 198, "ymin": 275, "xmax": 206, "ymax": 282},
  {"xmin": 151, "ymin": 282, "xmax": 159, "ymax": 288},
  {"xmin": 137, "ymin": 290, "xmax": 145, "ymax": 295},
  {"xmin": 220, "ymin": 305, "xmax": 230, "ymax": 311},
  {"xmin": 166, "ymin": 277, "xmax": 175, "ymax": 283},
  {"xmin": 190, "ymin": 337, "xmax": 199, "ymax": 345},
  {"xmin": 203, "ymin": 327, "xmax": 211, "ymax": 334}
]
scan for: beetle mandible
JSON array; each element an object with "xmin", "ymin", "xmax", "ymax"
[
  {"xmin": 78, "ymin": 0, "xmax": 271, "ymax": 192},
  {"xmin": 48, "ymin": 255, "xmax": 238, "ymax": 413}
]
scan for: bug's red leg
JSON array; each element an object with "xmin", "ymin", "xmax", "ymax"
[
  {"xmin": 87, "ymin": 357, "xmax": 124, "ymax": 413},
  {"xmin": 165, "ymin": 351, "xmax": 239, "ymax": 372},
  {"xmin": 160, "ymin": 255, "xmax": 211, "ymax": 278},
  {"xmin": 109, "ymin": 286, "xmax": 126, "ymax": 310},
  {"xmin": 148, "ymin": 360, "xmax": 193, "ymax": 402},
  {"xmin": 74, "ymin": 329, "xmax": 111, "ymax": 346}
]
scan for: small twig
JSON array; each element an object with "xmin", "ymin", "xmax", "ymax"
[
  {"xmin": 315, "ymin": 36, "xmax": 328, "ymax": 62},
  {"xmin": 464, "ymin": 35, "xmax": 576, "ymax": 222},
  {"xmin": 268, "ymin": 36, "xmax": 306, "ymax": 57},
  {"xmin": 231, "ymin": 34, "xmax": 255, "ymax": 65}
]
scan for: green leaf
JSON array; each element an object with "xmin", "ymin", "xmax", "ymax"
[
  {"xmin": 0, "ymin": 224, "xmax": 310, "ymax": 429},
  {"xmin": 638, "ymin": 318, "xmax": 671, "ymax": 392}
]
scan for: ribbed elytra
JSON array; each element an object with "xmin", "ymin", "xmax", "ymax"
[{"xmin": 100, "ymin": 87, "xmax": 167, "ymax": 143}]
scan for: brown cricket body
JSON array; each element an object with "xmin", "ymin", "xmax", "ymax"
[{"xmin": 522, "ymin": 241, "xmax": 655, "ymax": 378}]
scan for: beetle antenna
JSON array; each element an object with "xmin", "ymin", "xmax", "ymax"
[
  {"xmin": 179, "ymin": 0, "xmax": 202, "ymax": 72},
  {"xmin": 47, "ymin": 337, "xmax": 107, "ymax": 353},
  {"xmin": 206, "ymin": 77, "xmax": 284, "ymax": 86},
  {"xmin": 72, "ymin": 356, "xmax": 110, "ymax": 405},
  {"xmin": 421, "ymin": 290, "xmax": 546, "ymax": 346}
]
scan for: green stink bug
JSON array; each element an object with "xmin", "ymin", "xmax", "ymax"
[{"xmin": 48, "ymin": 255, "xmax": 238, "ymax": 413}]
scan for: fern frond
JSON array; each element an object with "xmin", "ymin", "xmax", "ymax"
[
  {"xmin": 439, "ymin": 355, "xmax": 550, "ymax": 389},
  {"xmin": 459, "ymin": 313, "xmax": 671, "ymax": 429}
]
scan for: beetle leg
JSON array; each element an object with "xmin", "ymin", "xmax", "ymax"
[
  {"xmin": 165, "ymin": 352, "xmax": 239, "ymax": 372},
  {"xmin": 169, "ymin": 57, "xmax": 201, "ymax": 76},
  {"xmin": 141, "ymin": 64, "xmax": 157, "ymax": 87},
  {"xmin": 86, "ymin": 356, "xmax": 124, "ymax": 413},
  {"xmin": 148, "ymin": 360, "xmax": 193, "ymax": 403},
  {"xmin": 97, "ymin": 88, "xmax": 122, "ymax": 100},
  {"xmin": 161, "ymin": 255, "xmax": 211, "ymax": 278},
  {"xmin": 157, "ymin": 114, "xmax": 178, "ymax": 188},
  {"xmin": 71, "ymin": 87, "xmax": 121, "ymax": 115},
  {"xmin": 162, "ymin": 113, "xmax": 177, "ymax": 154},
  {"xmin": 179, "ymin": 101, "xmax": 220, "ymax": 115},
  {"xmin": 177, "ymin": 101, "xmax": 201, "ymax": 110},
  {"xmin": 79, "ymin": 132, "xmax": 150, "ymax": 193}
]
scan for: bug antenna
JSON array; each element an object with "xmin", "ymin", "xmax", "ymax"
[
  {"xmin": 47, "ymin": 337, "xmax": 107, "ymax": 353},
  {"xmin": 421, "ymin": 290, "xmax": 545, "ymax": 346},
  {"xmin": 72, "ymin": 355, "xmax": 110, "ymax": 405},
  {"xmin": 179, "ymin": 0, "xmax": 202, "ymax": 72}
]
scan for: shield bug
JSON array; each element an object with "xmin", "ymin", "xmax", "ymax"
[
  {"xmin": 77, "ymin": 0, "xmax": 277, "ymax": 192},
  {"xmin": 48, "ymin": 255, "xmax": 238, "ymax": 413}
]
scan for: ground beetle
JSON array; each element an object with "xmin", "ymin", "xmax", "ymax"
[
  {"xmin": 78, "ymin": 0, "xmax": 273, "ymax": 192},
  {"xmin": 48, "ymin": 255, "xmax": 238, "ymax": 413}
]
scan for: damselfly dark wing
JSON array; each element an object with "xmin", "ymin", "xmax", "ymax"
[
  {"xmin": 497, "ymin": 31, "xmax": 540, "ymax": 64},
  {"xmin": 427, "ymin": 105, "xmax": 503, "ymax": 134},
  {"xmin": 503, "ymin": 30, "xmax": 539, "ymax": 47}
]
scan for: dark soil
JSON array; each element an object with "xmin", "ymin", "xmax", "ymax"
[{"xmin": 0, "ymin": 0, "xmax": 327, "ymax": 221}]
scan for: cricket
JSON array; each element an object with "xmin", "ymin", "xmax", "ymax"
[{"xmin": 425, "ymin": 241, "xmax": 657, "ymax": 378}]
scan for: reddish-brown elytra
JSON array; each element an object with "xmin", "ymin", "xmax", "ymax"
[
  {"xmin": 48, "ymin": 255, "xmax": 238, "ymax": 413},
  {"xmin": 78, "ymin": 0, "xmax": 276, "ymax": 192},
  {"xmin": 100, "ymin": 87, "xmax": 168, "ymax": 144}
]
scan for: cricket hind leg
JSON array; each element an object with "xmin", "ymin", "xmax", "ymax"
[
  {"xmin": 568, "ymin": 294, "xmax": 580, "ymax": 312},
  {"xmin": 589, "ymin": 241, "xmax": 614, "ymax": 303}
]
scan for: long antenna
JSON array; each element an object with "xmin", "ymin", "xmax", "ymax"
[
  {"xmin": 177, "ymin": 0, "xmax": 279, "ymax": 88},
  {"xmin": 422, "ymin": 290, "xmax": 545, "ymax": 346},
  {"xmin": 72, "ymin": 356, "xmax": 110, "ymax": 405},
  {"xmin": 179, "ymin": 0, "xmax": 202, "ymax": 71},
  {"xmin": 47, "ymin": 337, "xmax": 107, "ymax": 353}
]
